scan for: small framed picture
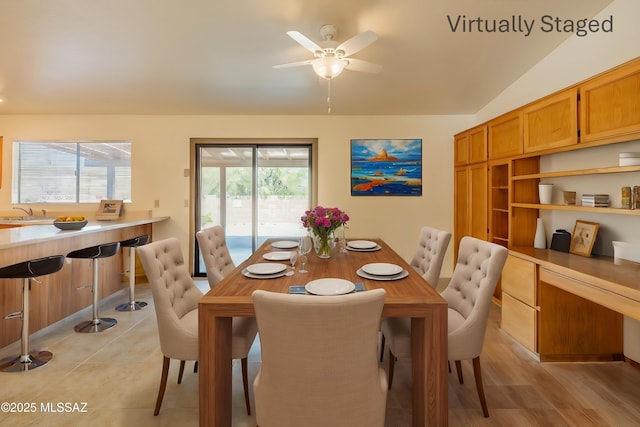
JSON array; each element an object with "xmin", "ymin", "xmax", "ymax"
[
  {"xmin": 570, "ymin": 220, "xmax": 599, "ymax": 257},
  {"xmin": 96, "ymin": 199, "xmax": 123, "ymax": 220}
]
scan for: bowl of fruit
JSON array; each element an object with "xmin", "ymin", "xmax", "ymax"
[{"xmin": 53, "ymin": 216, "xmax": 88, "ymax": 230}]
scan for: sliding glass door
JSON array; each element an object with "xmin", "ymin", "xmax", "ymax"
[{"xmin": 194, "ymin": 142, "xmax": 312, "ymax": 275}]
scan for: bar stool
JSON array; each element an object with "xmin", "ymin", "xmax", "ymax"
[
  {"xmin": 115, "ymin": 235, "xmax": 150, "ymax": 312},
  {"xmin": 68, "ymin": 242, "xmax": 120, "ymax": 333},
  {"xmin": 0, "ymin": 255, "xmax": 65, "ymax": 372}
]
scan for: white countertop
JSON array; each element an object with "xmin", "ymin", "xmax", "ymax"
[{"xmin": 0, "ymin": 216, "xmax": 169, "ymax": 250}]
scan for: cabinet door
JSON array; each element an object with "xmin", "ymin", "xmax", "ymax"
[
  {"xmin": 580, "ymin": 59, "xmax": 640, "ymax": 144},
  {"xmin": 523, "ymin": 88, "xmax": 578, "ymax": 153},
  {"xmin": 469, "ymin": 163, "xmax": 487, "ymax": 240},
  {"xmin": 454, "ymin": 132, "xmax": 469, "ymax": 166},
  {"xmin": 502, "ymin": 255, "xmax": 536, "ymax": 306},
  {"xmin": 454, "ymin": 166, "xmax": 469, "ymax": 255},
  {"xmin": 488, "ymin": 110, "xmax": 523, "ymax": 159},
  {"xmin": 469, "ymin": 125, "xmax": 487, "ymax": 164}
]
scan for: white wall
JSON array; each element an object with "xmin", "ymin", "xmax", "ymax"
[
  {"xmin": 0, "ymin": 114, "xmax": 474, "ymax": 276},
  {"xmin": 477, "ymin": 0, "xmax": 640, "ymax": 122}
]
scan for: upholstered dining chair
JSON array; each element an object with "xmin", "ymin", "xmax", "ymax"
[
  {"xmin": 138, "ymin": 237, "xmax": 256, "ymax": 416},
  {"xmin": 408, "ymin": 226, "xmax": 452, "ymax": 287},
  {"xmin": 196, "ymin": 225, "xmax": 236, "ymax": 288},
  {"xmin": 379, "ymin": 226, "xmax": 451, "ymax": 362},
  {"xmin": 252, "ymin": 289, "xmax": 388, "ymax": 427},
  {"xmin": 382, "ymin": 236, "xmax": 508, "ymax": 418}
]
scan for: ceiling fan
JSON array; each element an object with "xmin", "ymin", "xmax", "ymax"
[{"xmin": 273, "ymin": 24, "xmax": 382, "ymax": 80}]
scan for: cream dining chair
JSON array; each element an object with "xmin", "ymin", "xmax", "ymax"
[
  {"xmin": 195, "ymin": 225, "xmax": 236, "ymax": 287},
  {"xmin": 138, "ymin": 237, "xmax": 255, "ymax": 416},
  {"xmin": 382, "ymin": 236, "xmax": 507, "ymax": 417},
  {"xmin": 252, "ymin": 289, "xmax": 388, "ymax": 427},
  {"xmin": 195, "ymin": 225, "xmax": 257, "ymax": 414},
  {"xmin": 379, "ymin": 226, "xmax": 451, "ymax": 362}
]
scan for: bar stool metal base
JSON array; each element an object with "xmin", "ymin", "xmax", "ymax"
[
  {"xmin": 0, "ymin": 350, "xmax": 53, "ymax": 372},
  {"xmin": 74, "ymin": 317, "xmax": 117, "ymax": 333},
  {"xmin": 115, "ymin": 301, "xmax": 148, "ymax": 312}
]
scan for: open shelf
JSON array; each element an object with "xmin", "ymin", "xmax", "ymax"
[
  {"xmin": 512, "ymin": 202, "xmax": 640, "ymax": 215},
  {"xmin": 513, "ymin": 165, "xmax": 640, "ymax": 180}
]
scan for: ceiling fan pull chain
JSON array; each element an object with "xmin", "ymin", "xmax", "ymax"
[{"xmin": 327, "ymin": 79, "xmax": 332, "ymax": 114}]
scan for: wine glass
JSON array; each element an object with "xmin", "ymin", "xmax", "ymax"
[
  {"xmin": 298, "ymin": 234, "xmax": 312, "ymax": 273},
  {"xmin": 287, "ymin": 251, "xmax": 298, "ymax": 276},
  {"xmin": 335, "ymin": 225, "xmax": 347, "ymax": 253}
]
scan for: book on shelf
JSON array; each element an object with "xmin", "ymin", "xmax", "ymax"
[{"xmin": 581, "ymin": 194, "xmax": 610, "ymax": 207}]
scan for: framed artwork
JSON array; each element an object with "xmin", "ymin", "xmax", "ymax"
[
  {"xmin": 96, "ymin": 199, "xmax": 123, "ymax": 220},
  {"xmin": 570, "ymin": 220, "xmax": 599, "ymax": 257},
  {"xmin": 350, "ymin": 138, "xmax": 422, "ymax": 196}
]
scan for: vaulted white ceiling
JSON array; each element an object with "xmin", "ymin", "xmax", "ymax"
[{"xmin": 0, "ymin": 0, "xmax": 612, "ymax": 115}]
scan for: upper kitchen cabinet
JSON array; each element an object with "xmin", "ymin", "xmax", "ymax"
[
  {"xmin": 580, "ymin": 58, "xmax": 640, "ymax": 144},
  {"xmin": 453, "ymin": 132, "xmax": 469, "ymax": 166},
  {"xmin": 468, "ymin": 125, "xmax": 488, "ymax": 164},
  {"xmin": 488, "ymin": 110, "xmax": 523, "ymax": 159},
  {"xmin": 454, "ymin": 124, "xmax": 487, "ymax": 166},
  {"xmin": 523, "ymin": 88, "xmax": 578, "ymax": 153}
]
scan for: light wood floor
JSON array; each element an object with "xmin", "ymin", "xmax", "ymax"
[{"xmin": 1, "ymin": 281, "xmax": 640, "ymax": 426}]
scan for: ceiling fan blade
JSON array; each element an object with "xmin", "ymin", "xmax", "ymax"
[
  {"xmin": 272, "ymin": 59, "xmax": 314, "ymax": 69},
  {"xmin": 345, "ymin": 58, "xmax": 382, "ymax": 74},
  {"xmin": 286, "ymin": 31, "xmax": 322, "ymax": 54},
  {"xmin": 336, "ymin": 30, "xmax": 378, "ymax": 57}
]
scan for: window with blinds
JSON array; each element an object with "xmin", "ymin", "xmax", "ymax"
[{"xmin": 12, "ymin": 141, "xmax": 131, "ymax": 204}]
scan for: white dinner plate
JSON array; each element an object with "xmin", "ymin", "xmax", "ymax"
[
  {"xmin": 245, "ymin": 263, "xmax": 288, "ymax": 275},
  {"xmin": 356, "ymin": 268, "xmax": 409, "ymax": 281},
  {"xmin": 272, "ymin": 240, "xmax": 298, "ymax": 249},
  {"xmin": 346, "ymin": 244, "xmax": 381, "ymax": 252},
  {"xmin": 305, "ymin": 278, "xmax": 355, "ymax": 296},
  {"xmin": 242, "ymin": 269, "xmax": 288, "ymax": 279},
  {"xmin": 347, "ymin": 240, "xmax": 378, "ymax": 249},
  {"xmin": 262, "ymin": 251, "xmax": 292, "ymax": 261},
  {"xmin": 361, "ymin": 263, "xmax": 403, "ymax": 276}
]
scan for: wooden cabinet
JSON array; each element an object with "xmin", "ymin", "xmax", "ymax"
[
  {"xmin": 580, "ymin": 58, "xmax": 640, "ymax": 144},
  {"xmin": 523, "ymin": 88, "xmax": 578, "ymax": 153},
  {"xmin": 453, "ymin": 132, "xmax": 469, "ymax": 166},
  {"xmin": 468, "ymin": 125, "xmax": 487, "ymax": 163},
  {"xmin": 501, "ymin": 255, "xmax": 538, "ymax": 352},
  {"xmin": 488, "ymin": 110, "xmax": 522, "ymax": 159},
  {"xmin": 502, "ymin": 252, "xmax": 626, "ymax": 361},
  {"xmin": 454, "ymin": 125, "xmax": 487, "ymax": 166},
  {"xmin": 453, "ymin": 163, "xmax": 487, "ymax": 259},
  {"xmin": 538, "ymin": 268, "xmax": 623, "ymax": 361}
]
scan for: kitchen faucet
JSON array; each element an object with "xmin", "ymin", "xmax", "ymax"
[{"xmin": 13, "ymin": 206, "xmax": 33, "ymax": 217}]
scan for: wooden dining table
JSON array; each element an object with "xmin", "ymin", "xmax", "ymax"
[{"xmin": 198, "ymin": 238, "xmax": 448, "ymax": 426}]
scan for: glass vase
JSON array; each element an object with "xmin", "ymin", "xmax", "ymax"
[{"xmin": 313, "ymin": 232, "xmax": 335, "ymax": 258}]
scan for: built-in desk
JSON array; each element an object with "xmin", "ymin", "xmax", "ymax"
[
  {"xmin": 503, "ymin": 247, "xmax": 640, "ymax": 362},
  {"xmin": 0, "ymin": 216, "xmax": 169, "ymax": 349}
]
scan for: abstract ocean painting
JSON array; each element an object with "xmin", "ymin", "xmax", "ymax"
[{"xmin": 351, "ymin": 139, "xmax": 422, "ymax": 196}]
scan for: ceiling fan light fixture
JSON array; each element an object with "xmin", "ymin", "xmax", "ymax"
[{"xmin": 312, "ymin": 57, "xmax": 347, "ymax": 80}]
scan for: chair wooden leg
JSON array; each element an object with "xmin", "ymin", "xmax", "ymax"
[
  {"xmin": 455, "ymin": 360, "xmax": 464, "ymax": 384},
  {"xmin": 472, "ymin": 356, "xmax": 490, "ymax": 417},
  {"xmin": 241, "ymin": 357, "xmax": 251, "ymax": 415},
  {"xmin": 178, "ymin": 360, "xmax": 186, "ymax": 384},
  {"xmin": 379, "ymin": 334, "xmax": 386, "ymax": 362},
  {"xmin": 388, "ymin": 349, "xmax": 395, "ymax": 389},
  {"xmin": 154, "ymin": 356, "xmax": 170, "ymax": 416}
]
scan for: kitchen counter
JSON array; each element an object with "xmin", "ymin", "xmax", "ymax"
[
  {"xmin": 0, "ymin": 216, "xmax": 169, "ymax": 250},
  {"xmin": 0, "ymin": 216, "xmax": 169, "ymax": 349}
]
